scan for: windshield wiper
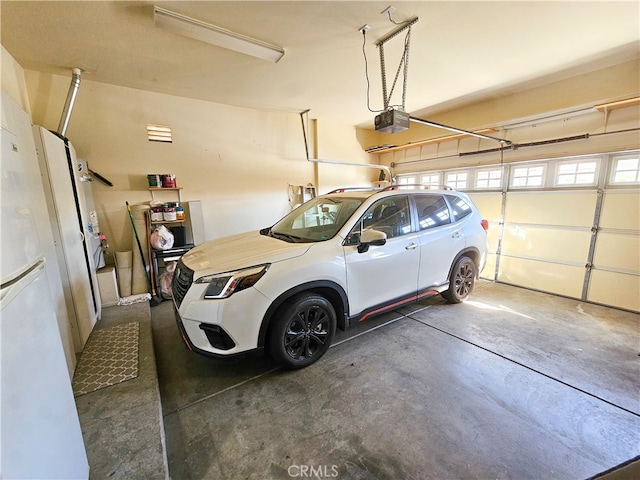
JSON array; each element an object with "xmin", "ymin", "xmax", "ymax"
[{"xmin": 271, "ymin": 231, "xmax": 303, "ymax": 242}]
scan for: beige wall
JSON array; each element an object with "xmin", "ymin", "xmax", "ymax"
[
  {"xmin": 12, "ymin": 51, "xmax": 640, "ymax": 313},
  {"xmin": 374, "ymin": 103, "xmax": 639, "ymax": 177},
  {"xmin": 359, "ymin": 59, "xmax": 640, "ymax": 152},
  {"xmin": 24, "ymin": 70, "xmax": 377, "ymax": 258},
  {"xmin": 1, "ymin": 46, "xmax": 31, "ymax": 115}
]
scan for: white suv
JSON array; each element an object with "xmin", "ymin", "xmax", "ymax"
[{"xmin": 172, "ymin": 186, "xmax": 488, "ymax": 369}]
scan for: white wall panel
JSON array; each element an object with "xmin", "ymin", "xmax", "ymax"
[
  {"xmin": 505, "ymin": 191, "xmax": 597, "ymax": 226},
  {"xmin": 482, "ymin": 253, "xmax": 497, "ymax": 280},
  {"xmin": 588, "ymin": 270, "xmax": 640, "ymax": 312},
  {"xmin": 593, "ymin": 232, "xmax": 640, "ymax": 272},
  {"xmin": 589, "ymin": 189, "xmax": 639, "ymax": 311},
  {"xmin": 599, "ymin": 190, "xmax": 640, "ymax": 231},
  {"xmin": 502, "ymin": 226, "xmax": 591, "ymax": 264},
  {"xmin": 468, "ymin": 192, "xmax": 502, "ymax": 252},
  {"xmin": 468, "ymin": 193, "xmax": 502, "ymax": 219},
  {"xmin": 469, "ymin": 193, "xmax": 502, "ymax": 280},
  {"xmin": 499, "ymin": 190, "xmax": 597, "ymax": 301},
  {"xmin": 498, "ymin": 257, "xmax": 584, "ymax": 298}
]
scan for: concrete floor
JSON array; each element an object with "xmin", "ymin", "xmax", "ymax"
[
  {"xmin": 149, "ymin": 281, "xmax": 639, "ymax": 480},
  {"xmin": 75, "ymin": 301, "xmax": 168, "ymax": 479}
]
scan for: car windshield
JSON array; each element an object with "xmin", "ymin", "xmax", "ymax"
[{"xmin": 264, "ymin": 196, "xmax": 365, "ymax": 242}]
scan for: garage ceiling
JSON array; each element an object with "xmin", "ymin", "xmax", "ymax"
[{"xmin": 2, "ymin": 1, "xmax": 639, "ymax": 128}]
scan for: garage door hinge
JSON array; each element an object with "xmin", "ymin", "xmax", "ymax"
[{"xmin": 585, "ymin": 263, "xmax": 593, "ymax": 271}]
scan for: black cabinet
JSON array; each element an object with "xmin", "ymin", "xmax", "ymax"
[{"xmin": 151, "ymin": 245, "xmax": 193, "ymax": 300}]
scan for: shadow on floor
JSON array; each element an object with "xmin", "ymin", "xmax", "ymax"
[
  {"xmin": 72, "ymin": 281, "xmax": 639, "ymax": 479},
  {"xmin": 151, "ymin": 281, "xmax": 640, "ymax": 480}
]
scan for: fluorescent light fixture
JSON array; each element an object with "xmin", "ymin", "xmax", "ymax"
[{"xmin": 153, "ymin": 6, "xmax": 284, "ymax": 63}]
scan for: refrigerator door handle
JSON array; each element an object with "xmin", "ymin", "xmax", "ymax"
[{"xmin": 0, "ymin": 259, "xmax": 46, "ymax": 308}]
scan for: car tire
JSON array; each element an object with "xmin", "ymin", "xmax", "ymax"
[
  {"xmin": 442, "ymin": 256, "xmax": 477, "ymax": 304},
  {"xmin": 269, "ymin": 293, "xmax": 337, "ymax": 369}
]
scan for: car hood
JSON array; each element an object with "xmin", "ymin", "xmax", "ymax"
[{"xmin": 180, "ymin": 230, "xmax": 312, "ymax": 275}]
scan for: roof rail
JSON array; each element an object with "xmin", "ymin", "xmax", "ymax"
[
  {"xmin": 327, "ymin": 187, "xmax": 381, "ymax": 194},
  {"xmin": 380, "ymin": 184, "xmax": 454, "ymax": 192}
]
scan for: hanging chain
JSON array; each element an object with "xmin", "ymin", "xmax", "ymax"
[
  {"xmin": 378, "ymin": 22, "xmax": 415, "ymax": 111},
  {"xmin": 379, "ymin": 45, "xmax": 388, "ymax": 110},
  {"xmin": 401, "ymin": 27, "xmax": 411, "ymax": 110}
]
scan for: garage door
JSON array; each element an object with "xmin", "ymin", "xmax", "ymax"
[
  {"xmin": 588, "ymin": 185, "xmax": 639, "ymax": 310},
  {"xmin": 397, "ymin": 151, "xmax": 640, "ymax": 312}
]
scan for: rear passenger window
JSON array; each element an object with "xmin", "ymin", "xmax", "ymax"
[
  {"xmin": 446, "ymin": 195, "xmax": 472, "ymax": 221},
  {"xmin": 415, "ymin": 195, "xmax": 450, "ymax": 230}
]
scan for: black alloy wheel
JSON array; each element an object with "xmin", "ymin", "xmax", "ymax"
[
  {"xmin": 269, "ymin": 293, "xmax": 336, "ymax": 369},
  {"xmin": 442, "ymin": 256, "xmax": 477, "ymax": 304}
]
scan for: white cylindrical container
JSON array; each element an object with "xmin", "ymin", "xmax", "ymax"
[{"xmin": 114, "ymin": 251, "xmax": 132, "ymax": 297}]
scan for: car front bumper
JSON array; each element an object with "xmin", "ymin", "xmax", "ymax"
[{"xmin": 173, "ymin": 282, "xmax": 272, "ymax": 357}]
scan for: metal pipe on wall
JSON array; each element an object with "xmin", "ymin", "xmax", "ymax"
[
  {"xmin": 299, "ymin": 111, "xmax": 392, "ymax": 181},
  {"xmin": 57, "ymin": 68, "xmax": 82, "ymax": 137}
]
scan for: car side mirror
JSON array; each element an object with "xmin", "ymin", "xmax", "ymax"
[{"xmin": 358, "ymin": 229, "xmax": 387, "ymax": 253}]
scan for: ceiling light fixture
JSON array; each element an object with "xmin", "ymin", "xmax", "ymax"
[{"xmin": 153, "ymin": 6, "xmax": 284, "ymax": 63}]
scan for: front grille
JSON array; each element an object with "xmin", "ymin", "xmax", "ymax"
[{"xmin": 172, "ymin": 260, "xmax": 193, "ymax": 308}]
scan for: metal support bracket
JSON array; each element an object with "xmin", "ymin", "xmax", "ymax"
[{"xmin": 375, "ymin": 16, "xmax": 419, "ymax": 111}]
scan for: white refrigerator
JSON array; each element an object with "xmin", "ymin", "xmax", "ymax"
[
  {"xmin": 1, "ymin": 122, "xmax": 89, "ymax": 477},
  {"xmin": 32, "ymin": 125, "xmax": 102, "ymax": 350}
]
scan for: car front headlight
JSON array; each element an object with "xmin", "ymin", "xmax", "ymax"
[{"xmin": 195, "ymin": 264, "xmax": 270, "ymax": 299}]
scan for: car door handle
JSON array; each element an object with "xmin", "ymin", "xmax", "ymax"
[{"xmin": 405, "ymin": 242, "xmax": 418, "ymax": 250}]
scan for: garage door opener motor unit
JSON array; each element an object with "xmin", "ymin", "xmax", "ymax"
[{"xmin": 375, "ymin": 108, "xmax": 410, "ymax": 133}]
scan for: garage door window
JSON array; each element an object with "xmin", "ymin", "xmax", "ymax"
[
  {"xmin": 611, "ymin": 155, "xmax": 640, "ymax": 184},
  {"xmin": 475, "ymin": 168, "xmax": 502, "ymax": 189},
  {"xmin": 511, "ymin": 164, "xmax": 545, "ymax": 188},
  {"xmin": 397, "ymin": 176, "xmax": 416, "ymax": 187},
  {"xmin": 420, "ymin": 173, "xmax": 441, "ymax": 187},
  {"xmin": 555, "ymin": 159, "xmax": 598, "ymax": 186},
  {"xmin": 446, "ymin": 172, "xmax": 468, "ymax": 189},
  {"xmin": 397, "ymin": 174, "xmax": 442, "ymax": 188}
]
